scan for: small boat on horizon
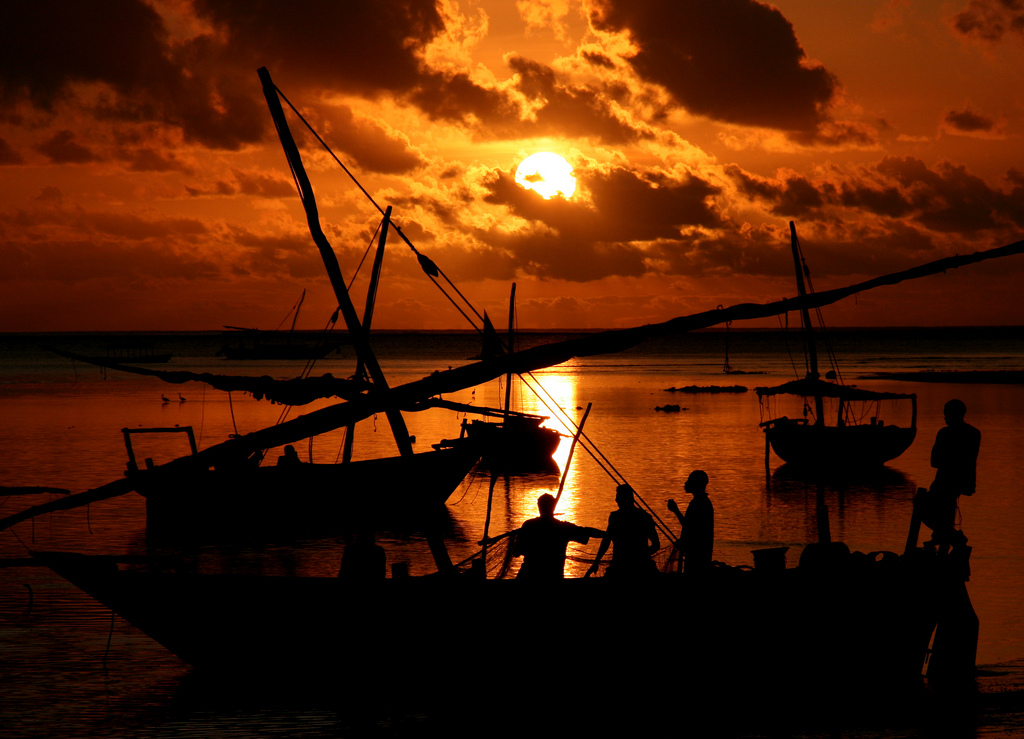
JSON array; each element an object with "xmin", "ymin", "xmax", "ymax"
[{"xmin": 218, "ymin": 290, "xmax": 346, "ymax": 360}]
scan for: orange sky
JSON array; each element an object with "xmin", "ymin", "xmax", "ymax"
[{"xmin": 2, "ymin": 0, "xmax": 1023, "ymax": 332}]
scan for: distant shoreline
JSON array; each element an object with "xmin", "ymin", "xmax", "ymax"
[
  {"xmin": 3, "ymin": 325, "xmax": 1023, "ymax": 337},
  {"xmin": 867, "ymin": 370, "xmax": 1024, "ymax": 384}
]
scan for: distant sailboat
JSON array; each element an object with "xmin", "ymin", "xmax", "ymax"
[
  {"xmin": 219, "ymin": 290, "xmax": 345, "ymax": 360},
  {"xmin": 755, "ymin": 223, "xmax": 917, "ymax": 469},
  {"xmin": 436, "ymin": 284, "xmax": 560, "ymax": 472}
]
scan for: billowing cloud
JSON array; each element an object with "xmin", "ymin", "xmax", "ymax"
[
  {"xmin": 726, "ymin": 157, "xmax": 1024, "ymax": 235},
  {"xmin": 1, "ymin": 0, "xmax": 1021, "ymax": 330},
  {"xmin": 950, "ymin": 0, "xmax": 1024, "ymax": 44},
  {"xmin": 36, "ymin": 130, "xmax": 99, "ymax": 163},
  {"xmin": 941, "ymin": 107, "xmax": 1005, "ymax": 139},
  {"xmin": 0, "ymin": 0, "xmax": 265, "ymax": 149},
  {"xmin": 193, "ymin": 0, "xmax": 444, "ymax": 95},
  {"xmin": 588, "ymin": 0, "xmax": 838, "ymax": 135}
]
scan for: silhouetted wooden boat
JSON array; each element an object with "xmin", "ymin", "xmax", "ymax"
[
  {"xmin": 127, "ymin": 434, "xmax": 481, "ymax": 541},
  {"xmin": 29, "ymin": 535, "xmax": 976, "ymax": 704},
  {"xmin": 756, "ymin": 223, "xmax": 917, "ymax": 469},
  {"xmin": 432, "ymin": 408, "xmax": 561, "ymax": 472},
  {"xmin": 439, "ymin": 283, "xmax": 562, "ymax": 472}
]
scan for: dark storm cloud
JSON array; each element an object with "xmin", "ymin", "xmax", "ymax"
[
  {"xmin": 0, "ymin": 0, "xmax": 263, "ymax": 149},
  {"xmin": 589, "ymin": 0, "xmax": 837, "ymax": 135},
  {"xmin": 656, "ymin": 226, "xmax": 790, "ymax": 277},
  {"xmin": 505, "ymin": 56, "xmax": 654, "ymax": 143},
  {"xmin": 193, "ymin": 0, "xmax": 444, "ymax": 96},
  {"xmin": 36, "ymin": 130, "xmax": 98, "ymax": 164},
  {"xmin": 726, "ymin": 158, "xmax": 1024, "ymax": 233},
  {"xmin": 0, "ymin": 0, "xmax": 442, "ymax": 152},
  {"xmin": 0, "ymin": 0, "xmax": 172, "ymax": 109},
  {"xmin": 319, "ymin": 105, "xmax": 426, "ymax": 174},
  {"xmin": 410, "ymin": 59, "xmax": 650, "ymax": 145},
  {"xmin": 950, "ymin": 0, "xmax": 1024, "ymax": 43},
  {"xmin": 875, "ymin": 156, "xmax": 1024, "ymax": 232},
  {"xmin": 486, "ymin": 164, "xmax": 724, "ymax": 242},
  {"xmin": 944, "ymin": 108, "xmax": 996, "ymax": 133},
  {"xmin": 725, "ymin": 165, "xmax": 829, "ymax": 217},
  {"xmin": 455, "ymin": 164, "xmax": 727, "ymax": 281}
]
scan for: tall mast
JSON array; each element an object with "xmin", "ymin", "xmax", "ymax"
[
  {"xmin": 342, "ymin": 207, "xmax": 392, "ymax": 464},
  {"xmin": 289, "ymin": 289, "xmax": 305, "ymax": 334},
  {"xmin": 503, "ymin": 282, "xmax": 516, "ymax": 421},
  {"xmin": 789, "ymin": 221, "xmax": 824, "ymax": 425},
  {"xmin": 259, "ymin": 67, "xmax": 412, "ymax": 457}
]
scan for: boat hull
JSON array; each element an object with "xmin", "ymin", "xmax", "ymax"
[
  {"xmin": 766, "ymin": 421, "xmax": 916, "ymax": 468},
  {"xmin": 31, "ymin": 549, "xmax": 952, "ymax": 705},
  {"xmin": 435, "ymin": 418, "xmax": 561, "ymax": 472},
  {"xmin": 136, "ymin": 447, "xmax": 480, "ymax": 541}
]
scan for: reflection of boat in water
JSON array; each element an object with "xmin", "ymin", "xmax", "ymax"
[
  {"xmin": 219, "ymin": 290, "xmax": 345, "ymax": 360},
  {"xmin": 770, "ymin": 460, "xmax": 915, "ymax": 491},
  {"xmin": 757, "ymin": 223, "xmax": 917, "ymax": 469}
]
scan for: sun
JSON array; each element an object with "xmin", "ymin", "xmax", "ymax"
[{"xmin": 515, "ymin": 152, "xmax": 576, "ymax": 200}]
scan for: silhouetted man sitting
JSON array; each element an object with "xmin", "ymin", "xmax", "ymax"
[
  {"xmin": 925, "ymin": 399, "xmax": 981, "ymax": 547},
  {"xmin": 513, "ymin": 493, "xmax": 604, "ymax": 580},
  {"xmin": 277, "ymin": 444, "xmax": 302, "ymax": 467},
  {"xmin": 667, "ymin": 470, "xmax": 714, "ymax": 574},
  {"xmin": 586, "ymin": 484, "xmax": 660, "ymax": 578}
]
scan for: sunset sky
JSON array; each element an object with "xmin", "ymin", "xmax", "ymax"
[{"xmin": 2, "ymin": 0, "xmax": 1023, "ymax": 332}]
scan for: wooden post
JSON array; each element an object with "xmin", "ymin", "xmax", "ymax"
[{"xmin": 904, "ymin": 488, "xmax": 926, "ymax": 555}]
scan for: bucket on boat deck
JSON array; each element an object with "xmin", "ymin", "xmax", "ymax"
[{"xmin": 752, "ymin": 547, "xmax": 789, "ymax": 572}]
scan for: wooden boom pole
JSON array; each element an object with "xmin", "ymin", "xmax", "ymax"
[{"xmin": 258, "ymin": 66, "xmax": 413, "ymax": 458}]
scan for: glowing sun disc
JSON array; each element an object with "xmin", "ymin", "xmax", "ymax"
[{"xmin": 515, "ymin": 152, "xmax": 576, "ymax": 199}]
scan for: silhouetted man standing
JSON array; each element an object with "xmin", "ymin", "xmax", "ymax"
[
  {"xmin": 668, "ymin": 469, "xmax": 714, "ymax": 573},
  {"xmin": 514, "ymin": 493, "xmax": 604, "ymax": 580},
  {"xmin": 927, "ymin": 399, "xmax": 981, "ymax": 542},
  {"xmin": 586, "ymin": 484, "xmax": 660, "ymax": 578}
]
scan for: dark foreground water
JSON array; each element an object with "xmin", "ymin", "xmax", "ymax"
[{"xmin": 2, "ymin": 328, "xmax": 1024, "ymax": 737}]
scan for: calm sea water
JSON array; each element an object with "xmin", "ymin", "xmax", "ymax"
[{"xmin": 2, "ymin": 327, "xmax": 1023, "ymax": 737}]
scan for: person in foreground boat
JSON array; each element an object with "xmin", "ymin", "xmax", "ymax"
[
  {"xmin": 667, "ymin": 470, "xmax": 714, "ymax": 574},
  {"xmin": 513, "ymin": 493, "xmax": 604, "ymax": 580},
  {"xmin": 338, "ymin": 529, "xmax": 386, "ymax": 580},
  {"xmin": 924, "ymin": 399, "xmax": 981, "ymax": 548},
  {"xmin": 585, "ymin": 484, "xmax": 660, "ymax": 578}
]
